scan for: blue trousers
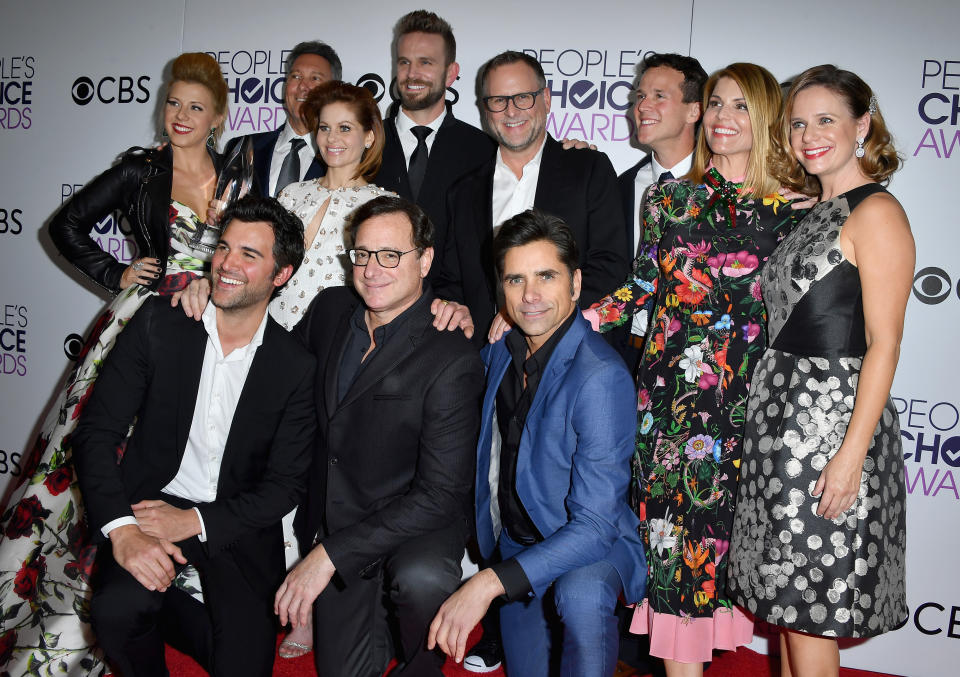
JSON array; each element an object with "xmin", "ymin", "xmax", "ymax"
[{"xmin": 497, "ymin": 531, "xmax": 622, "ymax": 677}]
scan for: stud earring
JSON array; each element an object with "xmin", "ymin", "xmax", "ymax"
[
  {"xmin": 364, "ymin": 143, "xmax": 371, "ymax": 149},
  {"xmin": 855, "ymin": 137, "xmax": 865, "ymax": 158}
]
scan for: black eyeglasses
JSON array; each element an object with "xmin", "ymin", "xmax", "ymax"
[
  {"xmin": 348, "ymin": 248, "xmax": 418, "ymax": 268},
  {"xmin": 482, "ymin": 89, "xmax": 544, "ymax": 113}
]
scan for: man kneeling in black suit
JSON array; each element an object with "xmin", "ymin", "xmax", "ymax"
[
  {"xmin": 73, "ymin": 196, "xmax": 316, "ymax": 677},
  {"xmin": 274, "ymin": 196, "xmax": 484, "ymax": 677}
]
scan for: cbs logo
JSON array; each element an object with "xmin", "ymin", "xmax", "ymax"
[
  {"xmin": 912, "ymin": 266, "xmax": 959, "ymax": 305},
  {"xmin": 71, "ymin": 75, "xmax": 151, "ymax": 106}
]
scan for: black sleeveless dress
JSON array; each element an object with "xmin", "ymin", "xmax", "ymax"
[{"xmin": 727, "ymin": 183, "xmax": 908, "ymax": 637}]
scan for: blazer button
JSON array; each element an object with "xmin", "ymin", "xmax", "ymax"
[{"xmin": 330, "ymin": 457, "xmax": 338, "ymax": 465}]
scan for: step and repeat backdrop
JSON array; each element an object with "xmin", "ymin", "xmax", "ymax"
[{"xmin": 1, "ymin": 1, "xmax": 957, "ymax": 674}]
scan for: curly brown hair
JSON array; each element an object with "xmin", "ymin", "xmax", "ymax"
[
  {"xmin": 772, "ymin": 65, "xmax": 901, "ymax": 196},
  {"xmin": 301, "ymin": 81, "xmax": 385, "ymax": 181}
]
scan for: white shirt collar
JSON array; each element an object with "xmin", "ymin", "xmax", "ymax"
[
  {"xmin": 650, "ymin": 151, "xmax": 694, "ymax": 182},
  {"xmin": 278, "ymin": 120, "xmax": 312, "ymax": 146},
  {"xmin": 495, "ymin": 134, "xmax": 547, "ymax": 180},
  {"xmin": 201, "ymin": 301, "xmax": 269, "ymax": 361},
  {"xmin": 396, "ymin": 106, "xmax": 446, "ymax": 136}
]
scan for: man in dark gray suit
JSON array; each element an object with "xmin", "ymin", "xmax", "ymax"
[{"xmin": 227, "ymin": 41, "xmax": 341, "ymax": 197}]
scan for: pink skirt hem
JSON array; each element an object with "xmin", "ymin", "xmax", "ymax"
[{"xmin": 629, "ymin": 599, "xmax": 755, "ymax": 663}]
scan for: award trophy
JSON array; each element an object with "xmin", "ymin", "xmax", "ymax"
[{"xmin": 189, "ymin": 136, "xmax": 255, "ymax": 255}]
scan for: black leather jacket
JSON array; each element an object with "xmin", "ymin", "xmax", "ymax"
[{"xmin": 49, "ymin": 145, "xmax": 223, "ymax": 294}]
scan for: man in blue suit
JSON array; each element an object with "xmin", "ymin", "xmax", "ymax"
[
  {"xmin": 428, "ymin": 209, "xmax": 646, "ymax": 676},
  {"xmin": 226, "ymin": 41, "xmax": 338, "ymax": 197}
]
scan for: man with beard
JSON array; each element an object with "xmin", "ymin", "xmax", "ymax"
[
  {"xmin": 73, "ymin": 196, "xmax": 315, "ymax": 677},
  {"xmin": 227, "ymin": 41, "xmax": 341, "ymax": 197},
  {"xmin": 374, "ymin": 10, "xmax": 496, "ymax": 280},
  {"xmin": 435, "ymin": 51, "xmax": 628, "ymax": 345}
]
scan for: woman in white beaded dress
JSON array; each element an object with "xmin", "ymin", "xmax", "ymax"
[{"xmin": 271, "ymin": 80, "xmax": 392, "ymax": 329}]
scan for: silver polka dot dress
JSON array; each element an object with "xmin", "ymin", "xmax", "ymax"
[{"xmin": 727, "ymin": 183, "xmax": 907, "ymax": 637}]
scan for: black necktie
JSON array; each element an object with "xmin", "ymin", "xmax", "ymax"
[
  {"xmin": 658, "ymin": 170, "xmax": 674, "ymax": 183},
  {"xmin": 275, "ymin": 138, "xmax": 307, "ymax": 197},
  {"xmin": 407, "ymin": 126, "xmax": 433, "ymax": 200}
]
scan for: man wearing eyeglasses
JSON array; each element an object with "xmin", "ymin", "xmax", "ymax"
[
  {"xmin": 434, "ymin": 50, "xmax": 628, "ymax": 344},
  {"xmin": 274, "ymin": 195, "xmax": 484, "ymax": 677}
]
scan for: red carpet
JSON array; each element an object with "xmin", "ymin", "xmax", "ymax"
[{"xmin": 161, "ymin": 631, "xmax": 901, "ymax": 676}]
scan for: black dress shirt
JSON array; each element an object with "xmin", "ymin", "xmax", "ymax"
[
  {"xmin": 491, "ymin": 310, "xmax": 577, "ymax": 599},
  {"xmin": 337, "ymin": 290, "xmax": 433, "ymax": 403}
]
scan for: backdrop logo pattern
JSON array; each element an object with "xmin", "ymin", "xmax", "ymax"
[
  {"xmin": 207, "ymin": 49, "xmax": 287, "ymax": 133},
  {"xmin": 912, "ymin": 266, "xmax": 959, "ymax": 305},
  {"xmin": 914, "ymin": 59, "xmax": 960, "ymax": 159},
  {"xmin": 0, "ymin": 207, "xmax": 23, "ymax": 235},
  {"xmin": 70, "ymin": 75, "xmax": 150, "ymax": 106},
  {"xmin": 1, "ymin": 303, "xmax": 27, "ymax": 376},
  {"xmin": 893, "ymin": 394, "xmax": 960, "ymax": 501},
  {"xmin": 524, "ymin": 47, "xmax": 647, "ymax": 143},
  {"xmin": 0, "ymin": 55, "xmax": 34, "ymax": 130}
]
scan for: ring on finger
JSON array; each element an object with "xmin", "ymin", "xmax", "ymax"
[{"xmin": 133, "ymin": 260, "xmax": 143, "ymax": 271}]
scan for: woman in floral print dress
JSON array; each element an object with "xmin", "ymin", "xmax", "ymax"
[
  {"xmin": 0, "ymin": 53, "xmax": 228, "ymax": 676},
  {"xmin": 591, "ymin": 63, "xmax": 801, "ymax": 676}
]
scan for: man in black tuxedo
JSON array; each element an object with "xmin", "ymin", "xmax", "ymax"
[
  {"xmin": 73, "ymin": 196, "xmax": 316, "ymax": 677},
  {"xmin": 616, "ymin": 53, "xmax": 706, "ymax": 374},
  {"xmin": 435, "ymin": 51, "xmax": 628, "ymax": 343},
  {"xmin": 374, "ymin": 10, "xmax": 496, "ymax": 278},
  {"xmin": 227, "ymin": 41, "xmax": 340, "ymax": 197},
  {"xmin": 274, "ymin": 196, "xmax": 483, "ymax": 677}
]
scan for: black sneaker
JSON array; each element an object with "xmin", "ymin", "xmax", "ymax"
[{"xmin": 463, "ymin": 634, "xmax": 503, "ymax": 673}]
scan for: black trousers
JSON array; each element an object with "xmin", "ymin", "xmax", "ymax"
[
  {"xmin": 91, "ymin": 541, "xmax": 276, "ymax": 677},
  {"xmin": 313, "ymin": 522, "xmax": 464, "ymax": 677}
]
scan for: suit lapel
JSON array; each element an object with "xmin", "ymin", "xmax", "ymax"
[
  {"xmin": 254, "ymin": 128, "xmax": 280, "ymax": 197},
  {"xmin": 533, "ymin": 136, "xmax": 570, "ymax": 210},
  {"xmin": 323, "ymin": 305, "xmax": 355, "ymax": 416},
  {"xmin": 383, "ymin": 117, "xmax": 413, "ymax": 199},
  {"xmin": 176, "ymin": 323, "xmax": 208, "ymax": 456},
  {"xmin": 523, "ymin": 316, "xmax": 586, "ymax": 425},
  {"xmin": 477, "ymin": 164, "xmax": 497, "ymax": 301},
  {"xmin": 337, "ymin": 305, "xmax": 430, "ymax": 411}
]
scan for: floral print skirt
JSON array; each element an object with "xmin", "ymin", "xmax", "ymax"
[{"xmin": 0, "ymin": 272, "xmax": 198, "ymax": 676}]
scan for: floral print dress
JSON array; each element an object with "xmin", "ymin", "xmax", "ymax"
[
  {"xmin": 0, "ymin": 201, "xmax": 210, "ymax": 676},
  {"xmin": 594, "ymin": 169, "xmax": 798, "ymax": 662}
]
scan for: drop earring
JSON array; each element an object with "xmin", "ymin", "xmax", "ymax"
[
  {"xmin": 855, "ymin": 137, "xmax": 865, "ymax": 158},
  {"xmin": 207, "ymin": 127, "xmax": 217, "ymax": 147}
]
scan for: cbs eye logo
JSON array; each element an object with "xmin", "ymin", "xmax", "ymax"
[
  {"xmin": 63, "ymin": 333, "xmax": 84, "ymax": 360},
  {"xmin": 71, "ymin": 75, "xmax": 151, "ymax": 106},
  {"xmin": 355, "ymin": 73, "xmax": 387, "ymax": 102},
  {"xmin": 912, "ymin": 266, "xmax": 958, "ymax": 305}
]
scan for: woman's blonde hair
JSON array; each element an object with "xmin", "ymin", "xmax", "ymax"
[
  {"xmin": 167, "ymin": 52, "xmax": 229, "ymax": 143},
  {"xmin": 772, "ymin": 65, "xmax": 900, "ymax": 196},
  {"xmin": 687, "ymin": 62, "xmax": 781, "ymax": 199}
]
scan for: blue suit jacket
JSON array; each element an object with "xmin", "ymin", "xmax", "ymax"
[
  {"xmin": 225, "ymin": 124, "xmax": 326, "ymax": 197},
  {"xmin": 475, "ymin": 315, "xmax": 647, "ymax": 601}
]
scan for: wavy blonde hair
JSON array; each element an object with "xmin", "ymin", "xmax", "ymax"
[{"xmin": 686, "ymin": 63, "xmax": 781, "ymax": 199}]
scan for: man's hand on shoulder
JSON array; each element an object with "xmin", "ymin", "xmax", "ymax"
[
  {"xmin": 132, "ymin": 499, "xmax": 202, "ymax": 543},
  {"xmin": 430, "ymin": 298, "xmax": 475, "ymax": 339},
  {"xmin": 274, "ymin": 543, "xmax": 337, "ymax": 629},
  {"xmin": 108, "ymin": 524, "xmax": 186, "ymax": 592},
  {"xmin": 428, "ymin": 568, "xmax": 505, "ymax": 663},
  {"xmin": 169, "ymin": 277, "xmax": 211, "ymax": 320},
  {"xmin": 561, "ymin": 137, "xmax": 598, "ymax": 151}
]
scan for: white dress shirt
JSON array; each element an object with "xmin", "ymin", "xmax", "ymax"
[
  {"xmin": 395, "ymin": 107, "xmax": 446, "ymax": 168},
  {"xmin": 102, "ymin": 302, "xmax": 268, "ymax": 540},
  {"xmin": 268, "ymin": 122, "xmax": 317, "ymax": 197},
  {"xmin": 491, "ymin": 136, "xmax": 547, "ymax": 228}
]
